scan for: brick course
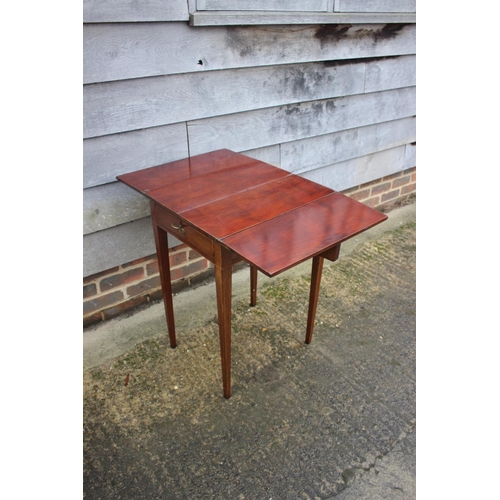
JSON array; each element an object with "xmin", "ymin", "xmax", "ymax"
[
  {"xmin": 100, "ymin": 267, "xmax": 144, "ymax": 292},
  {"xmin": 83, "ymin": 167, "xmax": 415, "ymax": 327},
  {"xmin": 83, "ymin": 243, "xmax": 214, "ymax": 327}
]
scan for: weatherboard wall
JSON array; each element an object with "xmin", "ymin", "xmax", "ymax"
[{"xmin": 83, "ymin": 7, "xmax": 416, "ymax": 277}]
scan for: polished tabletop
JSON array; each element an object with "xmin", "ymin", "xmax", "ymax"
[{"xmin": 118, "ymin": 149, "xmax": 387, "ymax": 277}]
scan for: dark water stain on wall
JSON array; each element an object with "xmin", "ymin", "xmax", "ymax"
[
  {"xmin": 315, "ymin": 23, "xmax": 409, "ymax": 48},
  {"xmin": 373, "ymin": 24, "xmax": 408, "ymax": 42},
  {"xmin": 323, "ymin": 55, "xmax": 400, "ymax": 67},
  {"xmin": 280, "ymin": 65, "xmax": 330, "ymax": 101},
  {"xmin": 225, "ymin": 26, "xmax": 257, "ymax": 58},
  {"xmin": 314, "ymin": 25, "xmax": 351, "ymax": 48}
]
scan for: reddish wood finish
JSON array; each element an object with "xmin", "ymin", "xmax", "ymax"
[
  {"xmin": 213, "ymin": 245, "xmax": 233, "ymax": 399},
  {"xmin": 321, "ymin": 243, "xmax": 341, "ymax": 263},
  {"xmin": 147, "ymin": 160, "xmax": 289, "ymax": 214},
  {"xmin": 250, "ymin": 265, "xmax": 258, "ymax": 307},
  {"xmin": 306, "ymin": 255, "xmax": 324, "ymax": 344},
  {"xmin": 151, "ymin": 207, "xmax": 177, "ymax": 349},
  {"xmin": 117, "ymin": 149, "xmax": 254, "ymax": 194},
  {"xmin": 117, "ymin": 149, "xmax": 388, "ymax": 398},
  {"xmin": 181, "ymin": 174, "xmax": 333, "ymax": 239},
  {"xmin": 151, "ymin": 203, "xmax": 215, "ymax": 262},
  {"xmin": 223, "ymin": 192, "xmax": 387, "ymax": 277}
]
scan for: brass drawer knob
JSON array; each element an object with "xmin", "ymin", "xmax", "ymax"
[{"xmin": 171, "ymin": 221, "xmax": 186, "ymax": 235}]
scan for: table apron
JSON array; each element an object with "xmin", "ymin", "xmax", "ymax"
[
  {"xmin": 320, "ymin": 244, "xmax": 341, "ymax": 263},
  {"xmin": 151, "ymin": 202, "xmax": 244, "ymax": 267},
  {"xmin": 151, "ymin": 202, "xmax": 215, "ymax": 263}
]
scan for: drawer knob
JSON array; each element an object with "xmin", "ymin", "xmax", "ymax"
[{"xmin": 171, "ymin": 222, "xmax": 186, "ymax": 235}]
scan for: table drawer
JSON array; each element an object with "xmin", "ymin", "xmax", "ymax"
[{"xmin": 151, "ymin": 203, "xmax": 214, "ymax": 262}]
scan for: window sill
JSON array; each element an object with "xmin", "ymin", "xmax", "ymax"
[{"xmin": 189, "ymin": 11, "xmax": 416, "ymax": 26}]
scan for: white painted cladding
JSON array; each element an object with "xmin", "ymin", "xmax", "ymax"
[{"xmin": 83, "ymin": 8, "xmax": 416, "ymax": 277}]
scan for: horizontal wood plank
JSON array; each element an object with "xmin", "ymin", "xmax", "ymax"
[
  {"xmin": 241, "ymin": 145, "xmax": 280, "ymax": 167},
  {"xmin": 301, "ymin": 145, "xmax": 406, "ymax": 191},
  {"xmin": 365, "ymin": 54, "xmax": 415, "ymax": 93},
  {"xmin": 281, "ymin": 116, "xmax": 416, "ymax": 173},
  {"xmin": 83, "ymin": 22, "xmax": 415, "ymax": 83},
  {"xmin": 83, "ymin": 0, "xmax": 189, "ymax": 23},
  {"xmin": 83, "ymin": 183, "xmax": 150, "ymax": 235},
  {"xmin": 190, "ymin": 11, "xmax": 416, "ymax": 26},
  {"xmin": 83, "ymin": 122, "xmax": 188, "ymax": 189},
  {"xmin": 187, "ymin": 87, "xmax": 416, "ymax": 156},
  {"xmin": 335, "ymin": 0, "xmax": 416, "ymax": 13},
  {"xmin": 404, "ymin": 142, "xmax": 416, "ymax": 169},
  {"xmin": 84, "ymin": 55, "xmax": 415, "ymax": 139},
  {"xmin": 84, "ymin": 60, "xmax": 366, "ymax": 138},
  {"xmin": 83, "ymin": 217, "xmax": 180, "ymax": 277}
]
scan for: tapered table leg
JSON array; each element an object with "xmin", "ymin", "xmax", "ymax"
[
  {"xmin": 250, "ymin": 265, "xmax": 258, "ymax": 307},
  {"xmin": 151, "ymin": 221, "xmax": 177, "ymax": 349},
  {"xmin": 214, "ymin": 247, "xmax": 233, "ymax": 399},
  {"xmin": 305, "ymin": 255, "xmax": 324, "ymax": 344}
]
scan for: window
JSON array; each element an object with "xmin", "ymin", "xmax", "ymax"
[{"xmin": 189, "ymin": 0, "xmax": 416, "ymax": 26}]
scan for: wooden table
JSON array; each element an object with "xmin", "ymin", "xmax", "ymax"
[{"xmin": 117, "ymin": 149, "xmax": 387, "ymax": 398}]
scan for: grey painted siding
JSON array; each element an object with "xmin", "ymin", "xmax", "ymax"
[
  {"xmin": 83, "ymin": 23, "xmax": 415, "ymax": 83},
  {"xmin": 83, "ymin": 8, "xmax": 416, "ymax": 277}
]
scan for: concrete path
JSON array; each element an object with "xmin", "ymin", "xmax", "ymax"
[{"xmin": 84, "ymin": 202, "xmax": 416, "ymax": 499}]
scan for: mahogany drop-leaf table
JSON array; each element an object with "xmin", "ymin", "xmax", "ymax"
[{"xmin": 117, "ymin": 149, "xmax": 387, "ymax": 398}]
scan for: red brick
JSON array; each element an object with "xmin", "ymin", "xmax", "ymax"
[
  {"xmin": 84, "ymin": 266, "xmax": 119, "ymax": 284},
  {"xmin": 148, "ymin": 289, "xmax": 164, "ymax": 302},
  {"xmin": 371, "ymin": 182, "xmax": 392, "ymax": 195},
  {"xmin": 171, "ymin": 259, "xmax": 209, "ymax": 281},
  {"xmin": 170, "ymin": 267, "xmax": 184, "ymax": 282},
  {"xmin": 392, "ymin": 175, "xmax": 411, "ymax": 188},
  {"xmin": 348, "ymin": 188, "xmax": 371, "ymax": 202},
  {"xmin": 84, "ymin": 290, "xmax": 124, "ymax": 315},
  {"xmin": 381, "ymin": 189, "xmax": 400, "ymax": 203},
  {"xmin": 359, "ymin": 179, "xmax": 374, "ymax": 190},
  {"xmin": 411, "ymin": 172, "xmax": 416, "ymax": 183},
  {"xmin": 189, "ymin": 249, "xmax": 203, "ymax": 260},
  {"xmin": 401, "ymin": 183, "xmax": 416, "ymax": 195},
  {"xmin": 126, "ymin": 276, "xmax": 161, "ymax": 297},
  {"xmin": 170, "ymin": 243, "xmax": 186, "ymax": 252},
  {"xmin": 100, "ymin": 267, "xmax": 144, "ymax": 292},
  {"xmin": 83, "ymin": 283, "xmax": 97, "ymax": 299},
  {"xmin": 170, "ymin": 250, "xmax": 188, "ymax": 268},
  {"xmin": 382, "ymin": 171, "xmax": 403, "ymax": 182},
  {"xmin": 364, "ymin": 196, "xmax": 380, "ymax": 208},
  {"xmin": 146, "ymin": 260, "xmax": 159, "ymax": 276}
]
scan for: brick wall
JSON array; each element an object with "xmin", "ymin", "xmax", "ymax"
[
  {"xmin": 343, "ymin": 166, "xmax": 416, "ymax": 209},
  {"xmin": 83, "ymin": 245, "xmax": 212, "ymax": 327},
  {"xmin": 83, "ymin": 167, "xmax": 415, "ymax": 328}
]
